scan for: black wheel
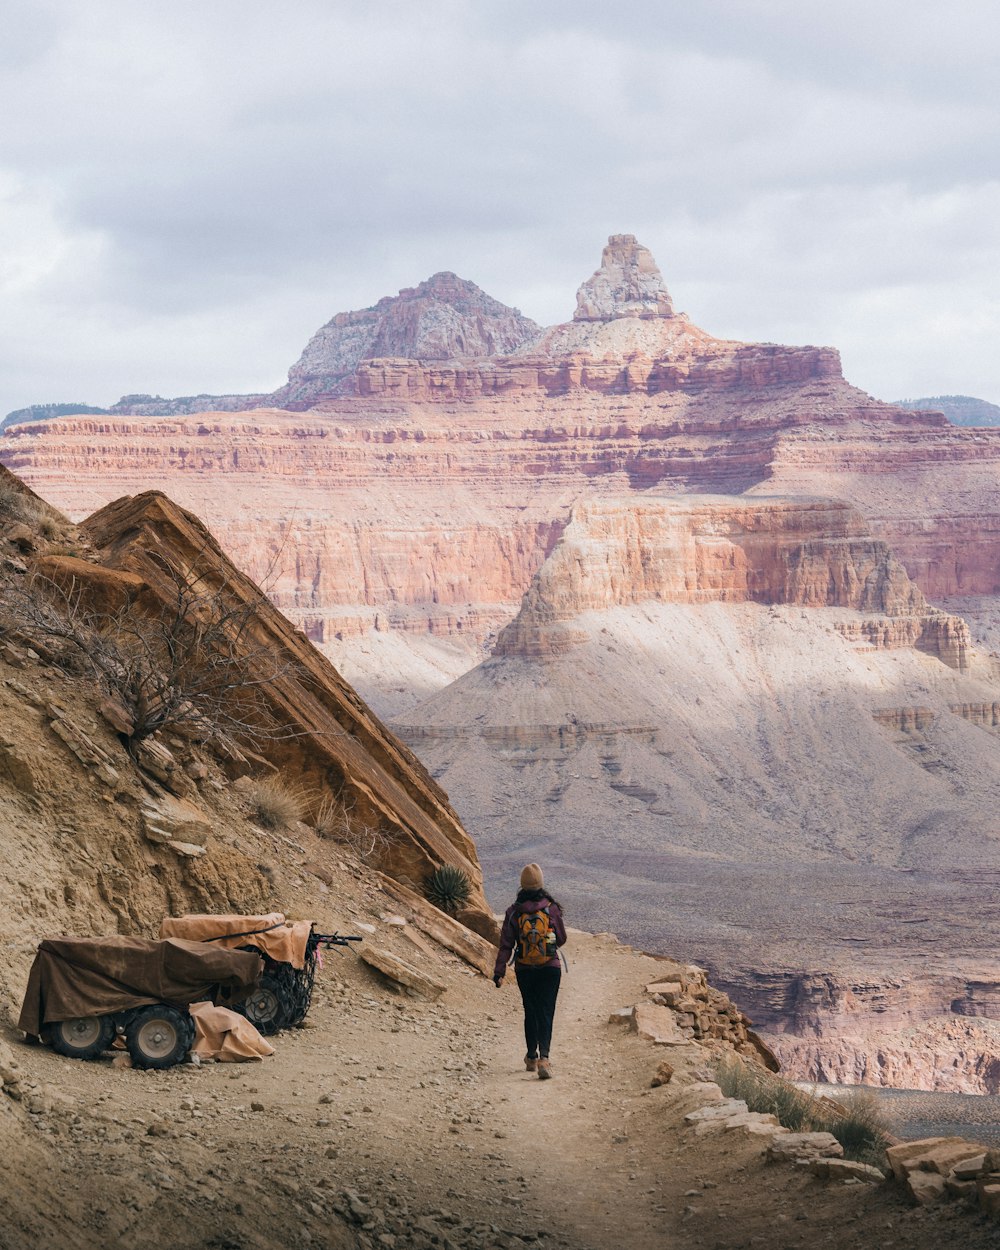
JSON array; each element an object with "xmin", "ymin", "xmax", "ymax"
[
  {"xmin": 125, "ymin": 1005, "xmax": 195, "ymax": 1070},
  {"xmin": 44, "ymin": 1015, "xmax": 115, "ymax": 1060},
  {"xmin": 241, "ymin": 972, "xmax": 293, "ymax": 1036}
]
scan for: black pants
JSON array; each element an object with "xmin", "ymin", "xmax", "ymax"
[{"xmin": 515, "ymin": 964, "xmax": 561, "ymax": 1059}]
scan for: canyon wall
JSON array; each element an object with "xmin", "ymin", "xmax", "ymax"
[
  {"xmin": 727, "ymin": 965, "xmax": 1000, "ymax": 1093},
  {"xmin": 5, "ymin": 380, "xmax": 993, "ymax": 712}
]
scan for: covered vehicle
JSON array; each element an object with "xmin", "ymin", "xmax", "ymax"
[
  {"xmin": 160, "ymin": 913, "xmax": 360, "ymax": 1035},
  {"xmin": 19, "ymin": 936, "xmax": 262, "ymax": 1069}
]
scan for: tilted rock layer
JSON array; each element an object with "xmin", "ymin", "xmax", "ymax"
[{"xmin": 77, "ymin": 490, "xmax": 490, "ymax": 914}]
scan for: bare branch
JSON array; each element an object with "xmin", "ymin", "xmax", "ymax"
[{"xmin": 0, "ymin": 555, "xmax": 304, "ymax": 754}]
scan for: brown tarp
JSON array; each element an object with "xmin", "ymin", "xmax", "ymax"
[
  {"xmin": 18, "ymin": 936, "xmax": 262, "ymax": 1037},
  {"xmin": 159, "ymin": 913, "xmax": 312, "ymax": 970},
  {"xmin": 189, "ymin": 1001, "xmax": 275, "ymax": 1062}
]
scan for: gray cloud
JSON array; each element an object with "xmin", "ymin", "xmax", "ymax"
[{"xmin": 1, "ymin": 0, "xmax": 999, "ymax": 410}]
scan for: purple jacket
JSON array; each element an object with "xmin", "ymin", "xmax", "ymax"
[{"xmin": 494, "ymin": 895, "xmax": 567, "ymax": 979}]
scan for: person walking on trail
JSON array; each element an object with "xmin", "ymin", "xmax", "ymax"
[{"xmin": 493, "ymin": 863, "xmax": 567, "ymax": 1080}]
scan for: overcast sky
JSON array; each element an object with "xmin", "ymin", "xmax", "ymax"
[{"xmin": 2, "ymin": 0, "xmax": 999, "ymax": 414}]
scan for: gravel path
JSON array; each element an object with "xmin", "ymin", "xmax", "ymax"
[{"xmin": 3, "ymin": 929, "xmax": 999, "ymax": 1250}]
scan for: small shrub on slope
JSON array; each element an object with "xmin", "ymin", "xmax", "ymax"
[
  {"xmin": 424, "ymin": 864, "xmax": 472, "ymax": 916},
  {"xmin": 314, "ymin": 794, "xmax": 392, "ymax": 863}
]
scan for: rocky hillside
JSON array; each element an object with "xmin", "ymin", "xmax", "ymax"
[
  {"xmin": 391, "ymin": 493, "xmax": 1000, "ymax": 1092},
  {"xmin": 0, "ymin": 463, "xmax": 494, "ymax": 1005}
]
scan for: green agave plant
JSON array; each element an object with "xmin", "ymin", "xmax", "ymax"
[{"xmin": 424, "ymin": 863, "xmax": 471, "ymax": 916}]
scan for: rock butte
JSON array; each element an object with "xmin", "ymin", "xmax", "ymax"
[{"xmin": 5, "ymin": 235, "xmax": 1000, "ymax": 1088}]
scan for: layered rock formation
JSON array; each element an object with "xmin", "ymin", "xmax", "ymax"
[
  {"xmin": 748, "ymin": 968, "xmax": 1000, "ymax": 1093},
  {"xmin": 574, "ymin": 233, "xmax": 675, "ymax": 320},
  {"xmin": 491, "ymin": 496, "xmax": 968, "ymax": 670},
  {"xmin": 7, "ymin": 234, "xmax": 1000, "ymax": 719}
]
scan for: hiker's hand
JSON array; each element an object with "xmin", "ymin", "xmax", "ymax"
[{"xmin": 493, "ymin": 975, "xmax": 503, "ymax": 988}]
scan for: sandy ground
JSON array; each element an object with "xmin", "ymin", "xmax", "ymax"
[{"xmin": 3, "ymin": 927, "xmax": 998, "ymax": 1250}]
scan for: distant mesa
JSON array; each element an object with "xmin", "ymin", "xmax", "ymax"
[
  {"xmin": 0, "ymin": 402, "xmax": 109, "ymax": 433},
  {"xmin": 893, "ymin": 394, "xmax": 1000, "ymax": 427},
  {"xmin": 3, "ymin": 234, "xmax": 690, "ymax": 424}
]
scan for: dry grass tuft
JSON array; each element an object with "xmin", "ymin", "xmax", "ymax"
[
  {"xmin": 0, "ymin": 479, "xmax": 68, "ymax": 539},
  {"xmin": 246, "ymin": 776, "xmax": 306, "ymax": 831}
]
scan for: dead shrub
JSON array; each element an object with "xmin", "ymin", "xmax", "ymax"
[
  {"xmin": 314, "ymin": 793, "xmax": 393, "ymax": 863},
  {"xmin": 0, "ymin": 553, "xmax": 302, "ymax": 751}
]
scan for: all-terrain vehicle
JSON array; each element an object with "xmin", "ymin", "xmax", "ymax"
[
  {"xmin": 18, "ymin": 935, "xmax": 263, "ymax": 1069},
  {"xmin": 159, "ymin": 913, "xmax": 361, "ymax": 1035}
]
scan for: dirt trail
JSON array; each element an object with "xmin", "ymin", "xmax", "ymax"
[{"xmin": 3, "ymin": 923, "xmax": 998, "ymax": 1250}]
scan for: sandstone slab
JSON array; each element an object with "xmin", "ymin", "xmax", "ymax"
[
  {"xmin": 167, "ymin": 840, "xmax": 207, "ymax": 858},
  {"xmin": 141, "ymin": 793, "xmax": 213, "ymax": 847},
  {"xmin": 632, "ymin": 1002, "xmax": 689, "ymax": 1046},
  {"xmin": 906, "ymin": 1171, "xmax": 947, "ymax": 1206},
  {"xmin": 951, "ymin": 1153, "xmax": 987, "ymax": 1181},
  {"xmin": 358, "ymin": 945, "xmax": 446, "ymax": 1001},
  {"xmin": 99, "ymin": 696, "xmax": 135, "ymax": 737},
  {"xmin": 721, "ymin": 1111, "xmax": 782, "ymax": 1134},
  {"xmin": 766, "ymin": 1132, "xmax": 843, "ymax": 1164},
  {"xmin": 810, "ymin": 1158, "xmax": 885, "ymax": 1184},
  {"xmin": 684, "ymin": 1099, "xmax": 748, "ymax": 1125},
  {"xmin": 377, "ymin": 875, "xmax": 496, "ymax": 976},
  {"xmin": 885, "ymin": 1136, "xmax": 985, "ymax": 1180}
]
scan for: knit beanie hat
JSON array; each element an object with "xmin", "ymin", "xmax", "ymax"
[{"xmin": 520, "ymin": 863, "xmax": 544, "ymax": 891}]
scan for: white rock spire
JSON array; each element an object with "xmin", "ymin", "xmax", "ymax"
[{"xmin": 573, "ymin": 234, "xmax": 674, "ymax": 322}]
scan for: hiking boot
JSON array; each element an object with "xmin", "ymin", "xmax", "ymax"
[
  {"xmin": 524, "ymin": 1054, "xmax": 538, "ymax": 1073},
  {"xmin": 537, "ymin": 1059, "xmax": 553, "ymax": 1080}
]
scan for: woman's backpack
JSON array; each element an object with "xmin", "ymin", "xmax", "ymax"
[{"xmin": 515, "ymin": 907, "xmax": 555, "ymax": 966}]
